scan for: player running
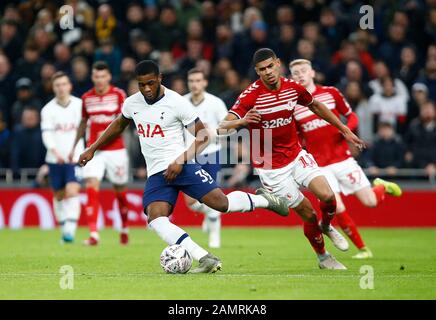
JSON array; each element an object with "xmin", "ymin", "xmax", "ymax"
[
  {"xmin": 218, "ymin": 48, "xmax": 365, "ymax": 270},
  {"xmin": 71, "ymin": 61, "xmax": 130, "ymax": 246},
  {"xmin": 78, "ymin": 60, "xmax": 290, "ymax": 273},
  {"xmin": 183, "ymin": 68, "xmax": 228, "ymax": 248},
  {"xmin": 41, "ymin": 72, "xmax": 84, "ymax": 243},
  {"xmin": 289, "ymin": 59, "xmax": 402, "ymax": 259}
]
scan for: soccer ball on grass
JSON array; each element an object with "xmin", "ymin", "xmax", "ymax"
[{"xmin": 160, "ymin": 244, "xmax": 193, "ymax": 274}]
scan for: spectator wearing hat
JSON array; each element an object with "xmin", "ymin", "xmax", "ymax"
[
  {"xmin": 404, "ymin": 101, "xmax": 436, "ymax": 177},
  {"xmin": 408, "ymin": 82, "xmax": 430, "ymax": 127},
  {"xmin": 11, "ymin": 78, "xmax": 42, "ymax": 125},
  {"xmin": 366, "ymin": 122, "xmax": 406, "ymax": 177}
]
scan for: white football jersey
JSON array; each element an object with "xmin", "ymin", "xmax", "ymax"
[
  {"xmin": 41, "ymin": 96, "xmax": 85, "ymax": 164},
  {"xmin": 122, "ymin": 88, "xmax": 199, "ymax": 176},
  {"xmin": 183, "ymin": 92, "xmax": 228, "ymax": 155}
]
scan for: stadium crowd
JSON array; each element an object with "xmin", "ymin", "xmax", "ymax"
[{"xmin": 0, "ymin": 0, "xmax": 435, "ymax": 184}]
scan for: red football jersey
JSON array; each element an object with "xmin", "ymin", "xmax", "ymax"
[
  {"xmin": 294, "ymin": 85, "xmax": 352, "ymax": 166},
  {"xmin": 82, "ymin": 85, "xmax": 126, "ymax": 151},
  {"xmin": 230, "ymin": 77, "xmax": 313, "ymax": 169}
]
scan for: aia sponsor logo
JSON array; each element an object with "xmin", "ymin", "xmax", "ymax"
[
  {"xmin": 301, "ymin": 118, "xmax": 329, "ymax": 132},
  {"xmin": 55, "ymin": 123, "xmax": 77, "ymax": 132},
  {"xmin": 137, "ymin": 123, "xmax": 165, "ymax": 138}
]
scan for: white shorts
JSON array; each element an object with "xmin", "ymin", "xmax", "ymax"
[
  {"xmin": 255, "ymin": 150, "xmax": 323, "ymax": 208},
  {"xmin": 82, "ymin": 149, "xmax": 129, "ymax": 185},
  {"xmin": 321, "ymin": 158, "xmax": 370, "ymax": 195}
]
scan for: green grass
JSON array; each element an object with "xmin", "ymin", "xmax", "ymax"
[{"xmin": 0, "ymin": 227, "xmax": 435, "ymax": 299}]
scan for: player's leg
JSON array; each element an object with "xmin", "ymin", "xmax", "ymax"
[
  {"xmin": 333, "ymin": 192, "xmax": 372, "ymax": 258},
  {"xmin": 292, "ymin": 197, "xmax": 347, "ymax": 270},
  {"xmin": 293, "ymin": 151, "xmax": 348, "ymax": 251},
  {"xmin": 47, "ymin": 164, "xmax": 68, "ymax": 242},
  {"xmin": 62, "ymin": 180, "xmax": 81, "ymax": 242},
  {"xmin": 106, "ymin": 149, "xmax": 130, "ymax": 245}
]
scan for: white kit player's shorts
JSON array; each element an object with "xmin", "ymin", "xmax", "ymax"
[
  {"xmin": 255, "ymin": 150, "xmax": 323, "ymax": 208},
  {"xmin": 82, "ymin": 149, "xmax": 129, "ymax": 185},
  {"xmin": 321, "ymin": 157, "xmax": 370, "ymax": 195}
]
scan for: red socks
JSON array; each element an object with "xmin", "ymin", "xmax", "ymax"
[
  {"xmin": 303, "ymin": 220, "xmax": 326, "ymax": 255},
  {"xmin": 116, "ymin": 191, "xmax": 129, "ymax": 230},
  {"xmin": 86, "ymin": 187, "xmax": 99, "ymax": 233},
  {"xmin": 319, "ymin": 197, "xmax": 337, "ymax": 226},
  {"xmin": 372, "ymin": 185, "xmax": 386, "ymax": 204},
  {"xmin": 336, "ymin": 211, "xmax": 365, "ymax": 249}
]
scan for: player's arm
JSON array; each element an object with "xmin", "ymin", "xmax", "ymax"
[
  {"xmin": 217, "ymin": 110, "xmax": 260, "ymax": 135},
  {"xmin": 78, "ymin": 115, "xmax": 131, "ymax": 167},
  {"xmin": 164, "ymin": 118, "xmax": 210, "ymax": 182},
  {"xmin": 308, "ymin": 99, "xmax": 365, "ymax": 149},
  {"xmin": 41, "ymin": 111, "xmax": 64, "ymax": 164}
]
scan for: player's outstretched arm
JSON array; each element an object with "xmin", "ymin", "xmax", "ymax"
[
  {"xmin": 78, "ymin": 115, "xmax": 131, "ymax": 167},
  {"xmin": 308, "ymin": 99, "xmax": 365, "ymax": 150},
  {"xmin": 69, "ymin": 117, "xmax": 87, "ymax": 162}
]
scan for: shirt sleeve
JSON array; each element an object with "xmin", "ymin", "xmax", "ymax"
[
  {"xmin": 121, "ymin": 97, "xmax": 132, "ymax": 119},
  {"xmin": 294, "ymin": 82, "xmax": 314, "ymax": 106},
  {"xmin": 81, "ymin": 95, "xmax": 88, "ymax": 119},
  {"xmin": 40, "ymin": 107, "xmax": 56, "ymax": 150},
  {"xmin": 215, "ymin": 98, "xmax": 229, "ymax": 122},
  {"xmin": 330, "ymin": 87, "xmax": 352, "ymax": 116},
  {"xmin": 178, "ymin": 97, "xmax": 199, "ymax": 126},
  {"xmin": 229, "ymin": 89, "xmax": 255, "ymax": 119}
]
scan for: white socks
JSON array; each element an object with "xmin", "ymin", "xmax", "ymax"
[
  {"xmin": 226, "ymin": 191, "xmax": 269, "ymax": 212},
  {"xmin": 62, "ymin": 196, "xmax": 81, "ymax": 238},
  {"xmin": 53, "ymin": 199, "xmax": 65, "ymax": 226},
  {"xmin": 149, "ymin": 216, "xmax": 208, "ymax": 261}
]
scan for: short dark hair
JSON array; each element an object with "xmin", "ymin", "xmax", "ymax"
[
  {"xmin": 135, "ymin": 60, "xmax": 160, "ymax": 76},
  {"xmin": 187, "ymin": 68, "xmax": 206, "ymax": 79},
  {"xmin": 252, "ymin": 48, "xmax": 277, "ymax": 65},
  {"xmin": 92, "ymin": 61, "xmax": 110, "ymax": 72}
]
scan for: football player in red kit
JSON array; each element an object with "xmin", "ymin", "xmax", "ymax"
[{"xmin": 290, "ymin": 58, "xmax": 402, "ymax": 259}]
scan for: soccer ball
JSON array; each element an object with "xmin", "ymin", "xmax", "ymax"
[{"xmin": 160, "ymin": 244, "xmax": 193, "ymax": 274}]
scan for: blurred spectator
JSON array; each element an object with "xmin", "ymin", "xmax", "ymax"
[
  {"xmin": 369, "ymin": 60, "xmax": 409, "ymax": 101},
  {"xmin": 10, "ymin": 107, "xmax": 46, "ymax": 174},
  {"xmin": 275, "ymin": 24, "xmax": 297, "ymax": 63},
  {"xmin": 0, "ymin": 19, "xmax": 22, "ymax": 64},
  {"xmin": 176, "ymin": 0, "xmax": 201, "ymax": 31},
  {"xmin": 14, "ymin": 44, "xmax": 44, "ymax": 82},
  {"xmin": 0, "ymin": 54, "xmax": 16, "ymax": 119},
  {"xmin": 367, "ymin": 122, "xmax": 405, "ymax": 176},
  {"xmin": 11, "ymin": 78, "xmax": 42, "ymax": 125},
  {"xmin": 170, "ymin": 76, "xmax": 187, "ymax": 95},
  {"xmin": 0, "ymin": 110, "xmax": 10, "ymax": 168},
  {"xmin": 114, "ymin": 56, "xmax": 136, "ymax": 92},
  {"xmin": 94, "ymin": 38, "xmax": 122, "ymax": 79},
  {"xmin": 407, "ymin": 82, "xmax": 430, "ymax": 128},
  {"xmin": 294, "ymin": 0, "xmax": 322, "ymax": 24},
  {"xmin": 336, "ymin": 60, "xmax": 371, "ymax": 98},
  {"xmin": 71, "ymin": 56, "xmax": 92, "ymax": 97},
  {"xmin": 302, "ymin": 22, "xmax": 330, "ymax": 60},
  {"xmin": 34, "ymin": 62, "xmax": 56, "ymax": 104},
  {"xmin": 296, "ymin": 39, "xmax": 327, "ymax": 83},
  {"xmin": 379, "ymin": 23, "xmax": 409, "ymax": 71},
  {"xmin": 131, "ymin": 34, "xmax": 155, "ymax": 63},
  {"xmin": 179, "ymin": 39, "xmax": 206, "ymax": 77},
  {"xmin": 215, "ymin": 23, "xmax": 235, "ymax": 61},
  {"xmin": 404, "ymin": 101, "xmax": 436, "ymax": 176},
  {"xmin": 159, "ymin": 51, "xmax": 178, "ymax": 88},
  {"xmin": 319, "ymin": 7, "xmax": 349, "ymax": 52},
  {"xmin": 53, "ymin": 42, "xmax": 72, "ymax": 74},
  {"xmin": 30, "ymin": 27, "xmax": 55, "ymax": 61},
  {"xmin": 95, "ymin": 4, "xmax": 119, "ymax": 44},
  {"xmin": 219, "ymin": 69, "xmax": 240, "ymax": 109},
  {"xmin": 395, "ymin": 45, "xmax": 421, "ymax": 89},
  {"xmin": 149, "ymin": 5, "xmax": 182, "ymax": 51},
  {"xmin": 368, "ymin": 77, "xmax": 408, "ymax": 133},
  {"xmin": 345, "ymin": 81, "xmax": 374, "ymax": 145},
  {"xmin": 416, "ymin": 57, "xmax": 436, "ymax": 102},
  {"xmin": 200, "ymin": 1, "xmax": 219, "ymax": 42},
  {"xmin": 72, "ymin": 34, "xmax": 95, "ymax": 66}
]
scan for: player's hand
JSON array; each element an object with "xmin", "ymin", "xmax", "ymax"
[
  {"xmin": 51, "ymin": 149, "xmax": 65, "ymax": 164},
  {"xmin": 243, "ymin": 108, "xmax": 262, "ymax": 124},
  {"xmin": 164, "ymin": 162, "xmax": 183, "ymax": 183},
  {"xmin": 342, "ymin": 127, "xmax": 365, "ymax": 151},
  {"xmin": 67, "ymin": 150, "xmax": 75, "ymax": 163},
  {"xmin": 78, "ymin": 148, "xmax": 95, "ymax": 167}
]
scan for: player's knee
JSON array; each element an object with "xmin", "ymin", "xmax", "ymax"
[
  {"xmin": 362, "ymin": 195, "xmax": 377, "ymax": 208},
  {"xmin": 294, "ymin": 200, "xmax": 316, "ymax": 222},
  {"xmin": 318, "ymin": 190, "xmax": 335, "ymax": 204}
]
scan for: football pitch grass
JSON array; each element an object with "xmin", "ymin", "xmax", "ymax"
[{"xmin": 0, "ymin": 227, "xmax": 435, "ymax": 300}]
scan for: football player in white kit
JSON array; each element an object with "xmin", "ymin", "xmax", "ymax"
[
  {"xmin": 184, "ymin": 68, "xmax": 228, "ymax": 248},
  {"xmin": 41, "ymin": 72, "xmax": 84, "ymax": 243},
  {"xmin": 79, "ymin": 60, "xmax": 290, "ymax": 273}
]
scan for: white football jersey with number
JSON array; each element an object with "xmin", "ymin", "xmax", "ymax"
[
  {"xmin": 122, "ymin": 88, "xmax": 199, "ymax": 176},
  {"xmin": 183, "ymin": 92, "xmax": 228, "ymax": 155},
  {"xmin": 41, "ymin": 96, "xmax": 84, "ymax": 163}
]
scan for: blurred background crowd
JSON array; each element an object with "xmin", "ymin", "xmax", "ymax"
[{"xmin": 0, "ymin": 0, "xmax": 435, "ymax": 186}]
